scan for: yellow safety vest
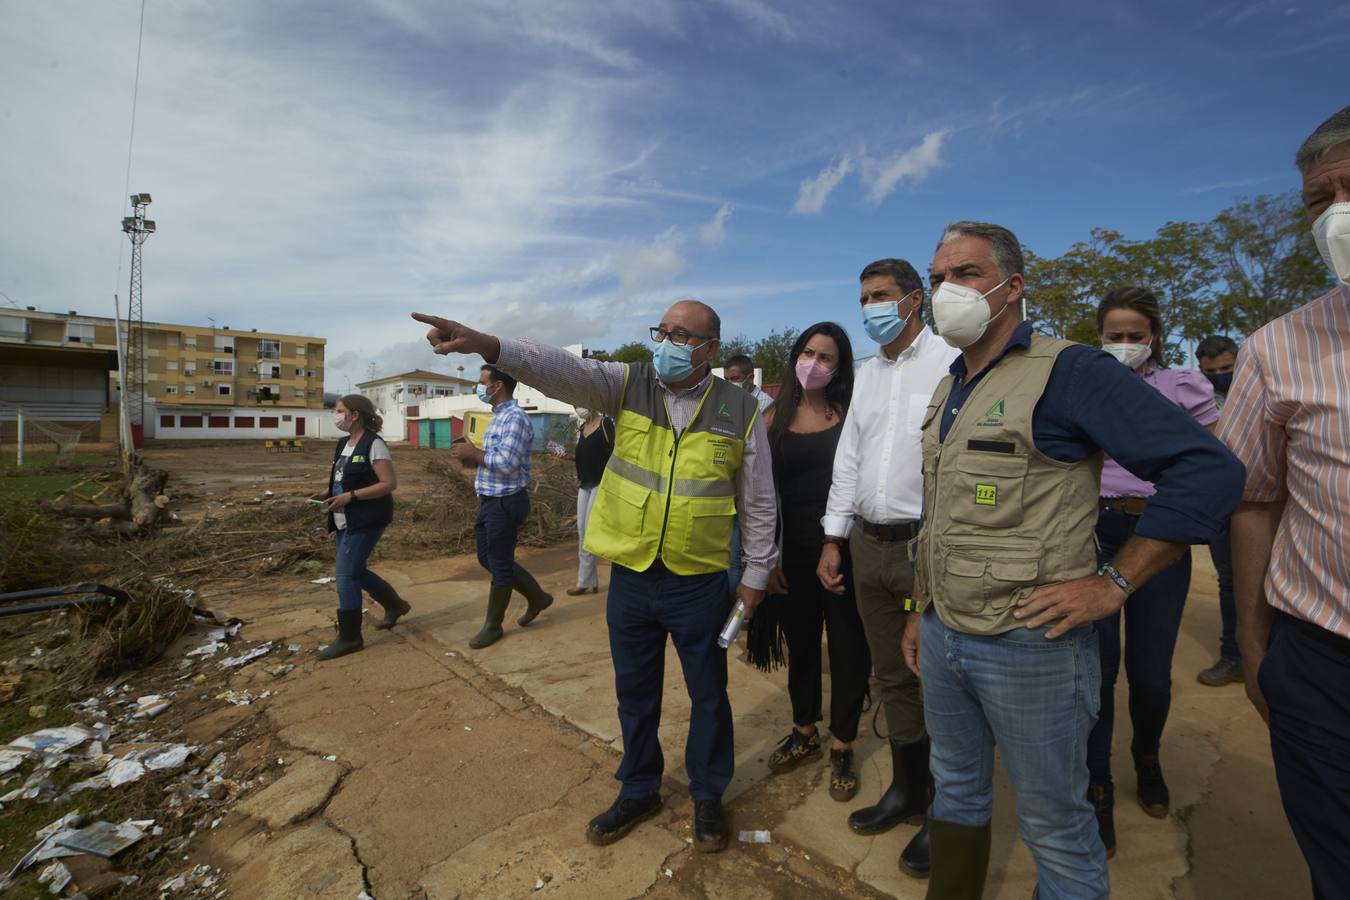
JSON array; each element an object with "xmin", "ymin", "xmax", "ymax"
[{"xmin": 584, "ymin": 364, "xmax": 758, "ymax": 575}]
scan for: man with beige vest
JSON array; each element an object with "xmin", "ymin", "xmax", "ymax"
[{"xmin": 901, "ymin": 222, "xmax": 1244, "ymax": 900}]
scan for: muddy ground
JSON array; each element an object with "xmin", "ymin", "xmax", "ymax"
[{"xmin": 1, "ymin": 441, "xmax": 1309, "ymax": 898}]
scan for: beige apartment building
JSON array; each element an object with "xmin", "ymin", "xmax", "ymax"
[{"xmin": 0, "ymin": 307, "xmax": 328, "ymax": 443}]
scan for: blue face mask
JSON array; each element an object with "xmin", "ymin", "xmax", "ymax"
[
  {"xmin": 1204, "ymin": 371, "xmax": 1233, "ymax": 395},
  {"xmin": 862, "ymin": 299, "xmax": 912, "ymax": 345},
  {"xmin": 652, "ymin": 339, "xmax": 697, "ymax": 382},
  {"xmin": 475, "ymin": 383, "xmax": 493, "ymax": 404}
]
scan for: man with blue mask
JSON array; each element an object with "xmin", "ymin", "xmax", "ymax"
[
  {"xmin": 1194, "ymin": 334, "xmax": 1243, "ymax": 689},
  {"xmin": 818, "ymin": 258, "xmax": 958, "ymax": 878},
  {"xmin": 413, "ymin": 300, "xmax": 777, "ymax": 854},
  {"xmin": 451, "ymin": 365, "xmax": 553, "ymax": 649}
]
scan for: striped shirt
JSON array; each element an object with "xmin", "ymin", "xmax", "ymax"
[
  {"xmin": 1217, "ymin": 285, "xmax": 1350, "ymax": 638},
  {"xmin": 476, "ymin": 399, "xmax": 533, "ymax": 497}
]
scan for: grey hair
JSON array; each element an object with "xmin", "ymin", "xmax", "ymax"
[
  {"xmin": 1296, "ymin": 105, "xmax": 1350, "ymax": 175},
  {"xmin": 937, "ymin": 221, "xmax": 1026, "ymax": 278}
]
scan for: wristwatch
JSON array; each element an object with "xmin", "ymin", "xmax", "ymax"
[{"xmin": 822, "ymin": 536, "xmax": 844, "ymax": 547}]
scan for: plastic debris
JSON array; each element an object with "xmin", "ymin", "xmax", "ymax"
[
  {"xmin": 288, "ymin": 643, "xmax": 302, "ymax": 653},
  {"xmin": 37, "ymin": 860, "xmax": 73, "ymax": 893},
  {"xmin": 0, "ymin": 747, "xmax": 27, "ymax": 775},
  {"xmin": 738, "ymin": 830, "xmax": 772, "ymax": 843},
  {"xmin": 7, "ymin": 724, "xmax": 94, "ymax": 754},
  {"xmin": 144, "ymin": 744, "xmax": 195, "ymax": 771},
  {"xmin": 187, "ymin": 641, "xmax": 226, "ymax": 658},
  {"xmin": 221, "ymin": 642, "xmax": 273, "ymax": 668},
  {"xmin": 133, "ymin": 694, "xmax": 172, "ymax": 719},
  {"xmin": 58, "ymin": 820, "xmax": 147, "ymax": 857},
  {"xmin": 108, "ymin": 758, "xmax": 147, "ymax": 787},
  {"xmin": 310, "ymin": 576, "xmax": 335, "ymax": 585}
]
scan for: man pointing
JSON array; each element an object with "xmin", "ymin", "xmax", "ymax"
[{"xmin": 412, "ymin": 303, "xmax": 778, "ymax": 852}]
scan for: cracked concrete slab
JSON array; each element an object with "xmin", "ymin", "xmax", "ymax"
[
  {"xmin": 227, "ymin": 822, "xmax": 367, "ymax": 900},
  {"xmin": 236, "ymin": 754, "xmax": 344, "ymax": 830}
]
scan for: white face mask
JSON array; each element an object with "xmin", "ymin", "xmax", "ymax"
[
  {"xmin": 1102, "ymin": 342, "xmax": 1152, "ymax": 370},
  {"xmin": 574, "ymin": 407, "xmax": 591, "ymax": 421},
  {"xmin": 1312, "ymin": 201, "xmax": 1350, "ymax": 285},
  {"xmin": 932, "ymin": 277, "xmax": 1012, "ymax": 348}
]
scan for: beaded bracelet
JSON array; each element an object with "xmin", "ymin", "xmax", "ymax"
[{"xmin": 1099, "ymin": 563, "xmax": 1136, "ymax": 596}]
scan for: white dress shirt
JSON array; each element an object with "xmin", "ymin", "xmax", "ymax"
[
  {"xmin": 822, "ymin": 326, "xmax": 961, "ymax": 537},
  {"xmin": 749, "ymin": 384, "xmax": 774, "ymax": 412}
]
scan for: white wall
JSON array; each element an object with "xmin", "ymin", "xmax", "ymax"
[{"xmin": 151, "ymin": 405, "xmax": 330, "ymax": 440}]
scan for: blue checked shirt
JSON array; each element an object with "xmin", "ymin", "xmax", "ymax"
[{"xmin": 475, "ymin": 399, "xmax": 533, "ymax": 497}]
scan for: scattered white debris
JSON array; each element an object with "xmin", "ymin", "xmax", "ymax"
[
  {"xmin": 288, "ymin": 643, "xmax": 302, "ymax": 653},
  {"xmin": 59, "ymin": 820, "xmax": 147, "ymax": 857},
  {"xmin": 187, "ymin": 641, "xmax": 226, "ymax": 658},
  {"xmin": 37, "ymin": 860, "xmax": 72, "ymax": 892},
  {"xmin": 324, "ymin": 755, "xmax": 338, "ymax": 762},
  {"xmin": 0, "ymin": 747, "xmax": 27, "ymax": 775},
  {"xmin": 464, "ymin": 726, "xmax": 472, "ymax": 732},
  {"xmin": 144, "ymin": 744, "xmax": 195, "ymax": 771},
  {"xmin": 738, "ymin": 830, "xmax": 772, "ymax": 844},
  {"xmin": 310, "ymin": 576, "xmax": 336, "ymax": 585},
  {"xmin": 535, "ymin": 878, "xmax": 545, "ymax": 890},
  {"xmin": 221, "ymin": 642, "xmax": 273, "ymax": 668},
  {"xmin": 133, "ymin": 694, "xmax": 173, "ymax": 719},
  {"xmin": 663, "ymin": 868, "xmax": 673, "ymax": 878},
  {"xmin": 7, "ymin": 724, "xmax": 94, "ymax": 755}
]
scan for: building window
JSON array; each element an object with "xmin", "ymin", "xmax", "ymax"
[
  {"xmin": 257, "ymin": 339, "xmax": 280, "ymax": 359},
  {"xmin": 218, "ymin": 384, "xmax": 232, "ymax": 397},
  {"xmin": 184, "ymin": 384, "xmax": 196, "ymax": 396},
  {"xmin": 0, "ymin": 315, "xmax": 26, "ymax": 338},
  {"xmin": 306, "ymin": 370, "xmax": 315, "ymax": 378},
  {"xmin": 260, "ymin": 416, "xmax": 279, "ymax": 428},
  {"xmin": 166, "ymin": 361, "xmax": 178, "ymax": 371},
  {"xmin": 235, "ymin": 416, "xmax": 255, "ymax": 428},
  {"xmin": 181, "ymin": 415, "xmax": 203, "ymax": 427},
  {"xmin": 295, "ymin": 389, "xmax": 305, "ymax": 398},
  {"xmin": 209, "ymin": 416, "xmax": 229, "ymax": 428},
  {"xmin": 308, "ymin": 389, "xmax": 317, "ymax": 398},
  {"xmin": 66, "ymin": 322, "xmax": 96, "ymax": 343},
  {"xmin": 212, "ymin": 359, "xmax": 234, "ymax": 376},
  {"xmin": 267, "ymin": 365, "xmax": 281, "ymax": 379},
  {"xmin": 295, "ymin": 368, "xmax": 303, "ymax": 377},
  {"xmin": 296, "ymin": 345, "xmax": 306, "ymax": 356},
  {"xmin": 164, "ymin": 385, "xmax": 178, "ymax": 395},
  {"xmin": 183, "ymin": 335, "xmax": 197, "ymax": 349},
  {"xmin": 282, "ymin": 415, "xmax": 293, "ymax": 422},
  {"xmin": 214, "ymin": 335, "xmax": 234, "ymax": 353},
  {"xmin": 160, "ymin": 415, "xmax": 174, "ymax": 428}
]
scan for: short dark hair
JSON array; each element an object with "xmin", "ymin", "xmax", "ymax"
[
  {"xmin": 1096, "ymin": 286, "xmax": 1166, "ymax": 366},
  {"xmin": 937, "ymin": 221, "xmax": 1026, "ymax": 278},
  {"xmin": 859, "ymin": 259, "xmax": 923, "ymax": 297},
  {"xmin": 1296, "ymin": 104, "xmax": 1350, "ymax": 175},
  {"xmin": 481, "ymin": 364, "xmax": 517, "ymax": 393},
  {"xmin": 1196, "ymin": 335, "xmax": 1239, "ymax": 360},
  {"xmin": 724, "ymin": 354, "xmax": 753, "ymax": 374}
]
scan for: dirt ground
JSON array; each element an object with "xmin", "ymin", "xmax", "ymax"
[{"xmin": 1, "ymin": 442, "xmax": 1312, "ymax": 898}]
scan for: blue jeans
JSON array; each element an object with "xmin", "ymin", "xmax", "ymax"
[
  {"xmin": 608, "ymin": 562, "xmax": 734, "ymax": 801},
  {"xmin": 1087, "ymin": 508, "xmax": 1191, "ymax": 784},
  {"xmin": 475, "ymin": 490, "xmax": 529, "ymax": 588},
  {"xmin": 1211, "ymin": 523, "xmax": 1238, "ymax": 661},
  {"xmin": 334, "ymin": 526, "xmax": 390, "ymax": 612},
  {"xmin": 922, "ymin": 608, "xmax": 1108, "ymax": 900}
]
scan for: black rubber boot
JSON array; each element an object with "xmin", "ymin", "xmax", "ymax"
[
  {"xmin": 925, "ymin": 819, "xmax": 991, "ymax": 900},
  {"xmin": 1090, "ymin": 782, "xmax": 1116, "ymax": 858},
  {"xmin": 318, "ymin": 609, "xmax": 363, "ymax": 660},
  {"xmin": 848, "ymin": 738, "xmax": 930, "ymax": 835},
  {"xmin": 900, "ymin": 818, "xmax": 931, "ymax": 878},
  {"xmin": 369, "ymin": 583, "xmax": 411, "ymax": 630},
  {"xmin": 469, "ymin": 586, "xmax": 512, "ymax": 649},
  {"xmin": 513, "ymin": 565, "xmax": 554, "ymax": 626}
]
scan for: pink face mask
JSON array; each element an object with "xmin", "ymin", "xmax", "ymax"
[{"xmin": 795, "ymin": 356, "xmax": 835, "ymax": 391}]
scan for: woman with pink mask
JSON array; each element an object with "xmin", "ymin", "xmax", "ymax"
[
  {"xmin": 749, "ymin": 323, "xmax": 871, "ymax": 804},
  {"xmin": 311, "ymin": 394, "xmax": 408, "ymax": 660}
]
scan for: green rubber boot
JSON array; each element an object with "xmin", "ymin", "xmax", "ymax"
[
  {"xmin": 318, "ymin": 609, "xmax": 364, "ymax": 661},
  {"xmin": 513, "ymin": 565, "xmax": 554, "ymax": 626},
  {"xmin": 925, "ymin": 819, "xmax": 991, "ymax": 900},
  {"xmin": 469, "ymin": 585, "xmax": 512, "ymax": 649}
]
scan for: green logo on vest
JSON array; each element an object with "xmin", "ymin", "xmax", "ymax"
[
  {"xmin": 984, "ymin": 399, "xmax": 1005, "ymax": 418},
  {"xmin": 718, "ymin": 403, "xmax": 732, "ymax": 419},
  {"xmin": 974, "ymin": 483, "xmax": 998, "ymax": 506}
]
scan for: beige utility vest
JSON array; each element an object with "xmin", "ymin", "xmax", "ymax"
[{"xmin": 915, "ymin": 334, "xmax": 1102, "ymax": 636}]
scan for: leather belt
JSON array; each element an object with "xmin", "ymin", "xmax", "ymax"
[
  {"xmin": 1099, "ymin": 497, "xmax": 1148, "ymax": 517},
  {"xmin": 860, "ymin": 519, "xmax": 920, "ymax": 542}
]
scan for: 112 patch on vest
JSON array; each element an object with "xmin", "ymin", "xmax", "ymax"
[
  {"xmin": 974, "ymin": 483, "xmax": 998, "ymax": 506},
  {"xmin": 711, "ymin": 438, "xmax": 731, "ymax": 466}
]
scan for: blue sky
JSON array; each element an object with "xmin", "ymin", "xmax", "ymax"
[{"xmin": 2, "ymin": 0, "xmax": 1347, "ymax": 390}]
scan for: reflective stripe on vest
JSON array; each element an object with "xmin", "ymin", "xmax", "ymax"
[{"xmin": 583, "ymin": 364, "xmax": 755, "ymax": 575}]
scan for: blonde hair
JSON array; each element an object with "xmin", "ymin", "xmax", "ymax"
[{"xmin": 339, "ymin": 393, "xmax": 383, "ymax": 433}]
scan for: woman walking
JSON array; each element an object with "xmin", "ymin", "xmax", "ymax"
[
  {"xmin": 314, "ymin": 394, "xmax": 410, "ymax": 660},
  {"xmin": 1088, "ymin": 288, "xmax": 1219, "ymax": 855},
  {"xmin": 754, "ymin": 323, "xmax": 872, "ymax": 803},
  {"xmin": 569, "ymin": 406, "xmax": 614, "ymax": 595}
]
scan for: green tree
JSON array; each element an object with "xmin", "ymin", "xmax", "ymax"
[
  {"xmin": 1209, "ymin": 192, "xmax": 1332, "ymax": 336},
  {"xmin": 588, "ymin": 342, "xmax": 652, "ymax": 364},
  {"xmin": 752, "ymin": 328, "xmax": 799, "ymax": 386},
  {"xmin": 714, "ymin": 334, "xmax": 755, "ymax": 367}
]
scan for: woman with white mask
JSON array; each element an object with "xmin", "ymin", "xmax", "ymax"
[
  {"xmin": 309, "ymin": 394, "xmax": 407, "ymax": 660},
  {"xmin": 1087, "ymin": 288, "xmax": 1219, "ymax": 856}
]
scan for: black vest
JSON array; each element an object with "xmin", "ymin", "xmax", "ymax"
[{"xmin": 327, "ymin": 431, "xmax": 395, "ymax": 533}]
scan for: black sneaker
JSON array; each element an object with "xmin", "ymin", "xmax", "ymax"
[
  {"xmin": 693, "ymin": 798, "xmax": 728, "ymax": 853},
  {"xmin": 1135, "ymin": 755, "xmax": 1169, "ymax": 818},
  {"xmin": 585, "ymin": 794, "xmax": 662, "ymax": 846},
  {"xmin": 1089, "ymin": 782, "xmax": 1116, "ymax": 859},
  {"xmin": 1197, "ymin": 657, "xmax": 1243, "ymax": 687},
  {"xmin": 767, "ymin": 728, "xmax": 822, "ymax": 774}
]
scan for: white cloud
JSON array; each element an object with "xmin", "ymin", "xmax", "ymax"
[
  {"xmin": 793, "ymin": 154, "xmax": 855, "ymax": 215},
  {"xmin": 862, "ymin": 130, "xmax": 949, "ymax": 204},
  {"xmin": 709, "ymin": 0, "xmax": 798, "ymax": 39},
  {"xmin": 700, "ymin": 203, "xmax": 734, "ymax": 246},
  {"xmin": 615, "ymin": 227, "xmax": 687, "ymax": 295}
]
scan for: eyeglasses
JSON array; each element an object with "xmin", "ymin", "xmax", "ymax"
[{"xmin": 649, "ymin": 326, "xmax": 713, "ymax": 349}]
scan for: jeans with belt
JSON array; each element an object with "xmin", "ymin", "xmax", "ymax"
[
  {"xmin": 1087, "ymin": 506, "xmax": 1192, "ymax": 784},
  {"xmin": 474, "ymin": 489, "xmax": 530, "ymax": 587},
  {"xmin": 922, "ymin": 608, "xmax": 1108, "ymax": 900}
]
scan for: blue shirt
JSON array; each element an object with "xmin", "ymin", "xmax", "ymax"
[
  {"xmin": 476, "ymin": 399, "xmax": 533, "ymax": 497},
  {"xmin": 938, "ymin": 322, "xmax": 1245, "ymax": 545}
]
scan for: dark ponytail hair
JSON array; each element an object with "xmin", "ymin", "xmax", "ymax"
[
  {"xmin": 339, "ymin": 393, "xmax": 383, "ymax": 433},
  {"xmin": 1096, "ymin": 286, "xmax": 1166, "ymax": 366},
  {"xmin": 767, "ymin": 322, "xmax": 854, "ymax": 447}
]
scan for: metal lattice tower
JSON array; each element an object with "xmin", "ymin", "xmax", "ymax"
[{"xmin": 121, "ymin": 193, "xmax": 155, "ymax": 429}]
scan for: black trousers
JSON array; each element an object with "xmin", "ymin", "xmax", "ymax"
[
  {"xmin": 474, "ymin": 490, "xmax": 529, "ymax": 587},
  {"xmin": 1260, "ymin": 611, "xmax": 1350, "ymax": 900},
  {"xmin": 780, "ymin": 545, "xmax": 872, "ymax": 743}
]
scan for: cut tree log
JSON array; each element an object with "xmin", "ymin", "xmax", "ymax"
[{"xmin": 43, "ymin": 456, "xmax": 171, "ymax": 535}]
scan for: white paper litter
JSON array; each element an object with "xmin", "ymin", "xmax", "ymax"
[
  {"xmin": 0, "ymin": 748, "xmax": 28, "ymax": 775},
  {"xmin": 738, "ymin": 830, "xmax": 772, "ymax": 843},
  {"xmin": 108, "ymin": 758, "xmax": 146, "ymax": 787},
  {"xmin": 310, "ymin": 576, "xmax": 335, "ymax": 585},
  {"xmin": 7, "ymin": 725, "xmax": 94, "ymax": 755},
  {"xmin": 187, "ymin": 641, "xmax": 225, "ymax": 658},
  {"xmin": 288, "ymin": 643, "xmax": 302, "ymax": 653},
  {"xmin": 37, "ymin": 860, "xmax": 72, "ymax": 892},
  {"xmin": 144, "ymin": 744, "xmax": 194, "ymax": 771},
  {"xmin": 220, "ymin": 643, "xmax": 273, "ymax": 668}
]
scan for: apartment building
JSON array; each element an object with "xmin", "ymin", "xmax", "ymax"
[
  {"xmin": 356, "ymin": 369, "xmax": 477, "ymax": 442},
  {"xmin": 0, "ymin": 307, "xmax": 328, "ymax": 442}
]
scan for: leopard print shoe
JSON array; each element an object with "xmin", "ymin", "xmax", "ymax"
[
  {"xmin": 767, "ymin": 729, "xmax": 822, "ymax": 774},
  {"xmin": 829, "ymin": 747, "xmax": 859, "ymax": 801}
]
